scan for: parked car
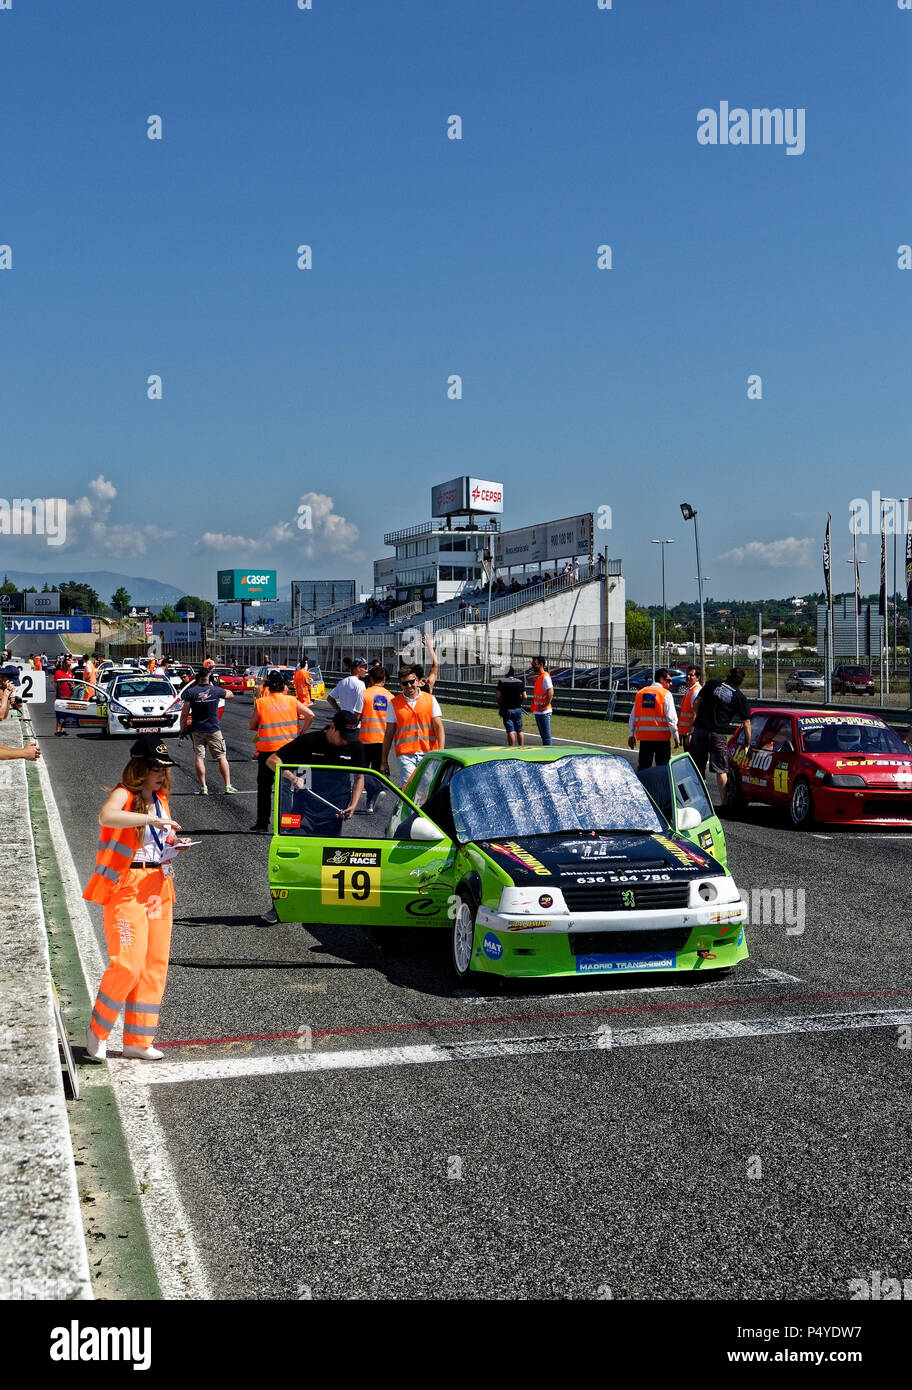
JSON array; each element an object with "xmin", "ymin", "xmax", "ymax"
[
  {"xmin": 626, "ymin": 667, "xmax": 687, "ymax": 692},
  {"xmin": 785, "ymin": 668, "xmax": 825, "ymax": 694},
  {"xmin": 831, "ymin": 665, "xmax": 875, "ymax": 696},
  {"xmin": 726, "ymin": 706, "xmax": 912, "ymax": 828},
  {"xmin": 267, "ymin": 746, "xmax": 746, "ymax": 981}
]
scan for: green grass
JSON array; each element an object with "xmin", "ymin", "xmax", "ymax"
[{"xmin": 438, "ymin": 700, "xmax": 631, "ymax": 749}]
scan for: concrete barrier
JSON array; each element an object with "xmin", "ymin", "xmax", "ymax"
[{"xmin": 0, "ymin": 716, "xmax": 91, "ymax": 1300}]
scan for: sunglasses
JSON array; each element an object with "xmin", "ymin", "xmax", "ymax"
[{"xmin": 400, "ymin": 678, "xmax": 418, "ymax": 687}]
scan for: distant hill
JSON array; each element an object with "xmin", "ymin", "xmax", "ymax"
[{"xmin": 0, "ymin": 571, "xmax": 186, "ymax": 606}]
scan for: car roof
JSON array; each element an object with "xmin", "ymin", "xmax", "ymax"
[
  {"xmin": 748, "ymin": 704, "xmax": 885, "ymax": 723},
  {"xmin": 419, "ymin": 744, "xmax": 618, "ymax": 769}
]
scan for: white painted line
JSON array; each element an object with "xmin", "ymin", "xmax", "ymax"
[
  {"xmin": 34, "ymin": 753, "xmax": 212, "ymax": 1301},
  {"xmin": 116, "ymin": 1008, "xmax": 912, "ymax": 1087},
  {"xmin": 810, "ymin": 834, "xmax": 833, "ymax": 840},
  {"xmin": 756, "ymin": 967, "xmax": 803, "ymax": 984}
]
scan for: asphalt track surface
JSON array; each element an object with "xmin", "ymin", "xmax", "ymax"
[{"xmin": 34, "ymin": 694, "xmax": 912, "ymax": 1300}]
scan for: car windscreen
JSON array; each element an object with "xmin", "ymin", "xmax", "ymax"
[
  {"xmin": 449, "ymin": 755, "xmax": 665, "ymax": 844},
  {"xmin": 798, "ymin": 716, "xmax": 906, "ymax": 755},
  {"xmin": 113, "ymin": 679, "xmax": 175, "ymax": 698}
]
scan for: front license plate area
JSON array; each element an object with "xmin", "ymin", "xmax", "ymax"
[{"xmin": 575, "ymin": 952, "xmax": 677, "ymax": 974}]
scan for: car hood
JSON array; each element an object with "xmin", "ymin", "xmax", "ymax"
[
  {"xmin": 477, "ymin": 832, "xmax": 720, "ymax": 882},
  {"xmin": 808, "ymin": 752, "xmax": 912, "ymax": 779}
]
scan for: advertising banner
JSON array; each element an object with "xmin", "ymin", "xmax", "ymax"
[
  {"xmin": 217, "ymin": 569, "xmax": 278, "ymax": 601},
  {"xmin": 494, "ymin": 513, "xmax": 593, "ymax": 567},
  {"xmin": 431, "ymin": 477, "xmax": 467, "ymax": 517},
  {"xmin": 25, "ymin": 592, "xmax": 60, "ymax": 613},
  {"xmin": 6, "ymin": 617, "xmax": 92, "ymax": 633},
  {"xmin": 466, "ymin": 478, "xmax": 504, "ymax": 513},
  {"xmin": 152, "ymin": 622, "xmax": 202, "ymax": 642},
  {"xmin": 0, "ymin": 591, "xmax": 25, "ymax": 613}
]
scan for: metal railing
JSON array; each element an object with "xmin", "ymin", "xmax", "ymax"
[
  {"xmin": 389, "ymin": 600, "xmax": 422, "ymax": 625},
  {"xmin": 427, "ymin": 564, "xmax": 606, "ymax": 633}
]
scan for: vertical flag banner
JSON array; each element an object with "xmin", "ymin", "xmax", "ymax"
[
  {"xmin": 854, "ymin": 536, "xmax": 861, "ymax": 615},
  {"xmin": 906, "ymin": 515, "xmax": 912, "ymax": 610},
  {"xmin": 879, "ymin": 519, "xmax": 887, "ymax": 617},
  {"xmin": 823, "ymin": 514, "xmax": 832, "ymax": 606}
]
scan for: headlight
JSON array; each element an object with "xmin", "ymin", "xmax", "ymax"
[
  {"xmin": 688, "ymin": 877, "xmax": 740, "ymax": 908},
  {"xmin": 824, "ymin": 774, "xmax": 866, "ymax": 788},
  {"xmin": 497, "ymin": 886, "xmax": 566, "ymax": 915}
]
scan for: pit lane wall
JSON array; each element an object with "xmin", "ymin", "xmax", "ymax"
[{"xmin": 0, "ymin": 717, "xmax": 92, "ymax": 1300}]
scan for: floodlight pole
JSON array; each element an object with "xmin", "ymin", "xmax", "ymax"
[{"xmin": 680, "ymin": 504, "xmax": 706, "ymax": 676}]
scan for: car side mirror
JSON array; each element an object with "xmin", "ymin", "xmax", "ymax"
[
  {"xmin": 410, "ymin": 817, "xmax": 445, "ymax": 842},
  {"xmin": 677, "ymin": 806, "xmax": 702, "ymax": 831}
]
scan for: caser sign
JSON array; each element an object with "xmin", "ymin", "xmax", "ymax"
[{"xmin": 217, "ymin": 568, "xmax": 277, "ymax": 601}]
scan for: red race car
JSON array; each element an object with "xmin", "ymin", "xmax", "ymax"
[
  {"xmin": 208, "ymin": 665, "xmax": 249, "ymax": 694},
  {"xmin": 726, "ymin": 706, "xmax": 912, "ymax": 829}
]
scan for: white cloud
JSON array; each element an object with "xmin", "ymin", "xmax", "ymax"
[
  {"xmin": 197, "ymin": 494, "xmax": 360, "ymax": 560},
  {"xmin": 718, "ymin": 537, "xmax": 815, "ymax": 568},
  {"xmin": 89, "ymin": 474, "xmax": 117, "ymax": 501}
]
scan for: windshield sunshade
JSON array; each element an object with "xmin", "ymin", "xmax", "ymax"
[{"xmin": 449, "ymin": 755, "xmax": 665, "ymax": 843}]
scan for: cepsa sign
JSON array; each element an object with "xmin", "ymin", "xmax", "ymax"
[
  {"xmin": 217, "ymin": 569, "xmax": 278, "ymax": 601},
  {"xmin": 468, "ymin": 478, "xmax": 504, "ymax": 513}
]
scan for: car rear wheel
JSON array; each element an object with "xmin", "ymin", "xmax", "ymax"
[
  {"xmin": 452, "ymin": 892, "xmax": 478, "ymax": 980},
  {"xmin": 789, "ymin": 777, "xmax": 814, "ymax": 829}
]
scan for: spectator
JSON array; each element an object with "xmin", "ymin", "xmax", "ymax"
[
  {"xmin": 381, "ymin": 667, "xmax": 445, "ymax": 787},
  {"xmin": 495, "ymin": 666, "xmax": 526, "ymax": 747},
  {"xmin": 359, "ymin": 666, "xmax": 393, "ymax": 812},
  {"xmin": 54, "ymin": 659, "xmax": 74, "ymax": 736},
  {"xmin": 179, "ymin": 667, "xmax": 240, "ymax": 795},
  {"xmin": 249, "ymin": 671, "xmax": 313, "ymax": 833},
  {"xmin": 573, "ymin": 558, "xmax": 580, "ymax": 584},
  {"xmin": 530, "ymin": 655, "xmax": 554, "ymax": 744},
  {"xmin": 627, "ymin": 667, "xmax": 680, "ymax": 770},
  {"xmin": 689, "ymin": 667, "xmax": 752, "ymax": 804},
  {"xmin": 328, "ymin": 657, "xmax": 368, "ymax": 726},
  {"xmin": 293, "ymin": 658, "xmax": 313, "ymax": 708}
]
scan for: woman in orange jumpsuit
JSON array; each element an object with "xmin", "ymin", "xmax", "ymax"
[{"xmin": 83, "ymin": 734, "xmax": 190, "ymax": 1062}]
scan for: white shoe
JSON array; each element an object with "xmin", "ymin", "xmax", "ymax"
[
  {"xmin": 122, "ymin": 1044, "xmax": 164, "ymax": 1061},
  {"xmin": 85, "ymin": 1026, "xmax": 107, "ymax": 1062}
]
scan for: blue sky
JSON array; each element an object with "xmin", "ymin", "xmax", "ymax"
[{"xmin": 1, "ymin": 0, "xmax": 909, "ymax": 606}]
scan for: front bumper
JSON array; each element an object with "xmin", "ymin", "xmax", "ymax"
[
  {"xmin": 811, "ymin": 784, "xmax": 912, "ymax": 826},
  {"xmin": 472, "ymin": 905, "xmax": 748, "ymax": 977},
  {"xmin": 110, "ymin": 712, "xmax": 180, "ymax": 735}
]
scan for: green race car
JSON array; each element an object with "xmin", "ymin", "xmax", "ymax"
[{"xmin": 267, "ymin": 746, "xmax": 748, "ymax": 981}]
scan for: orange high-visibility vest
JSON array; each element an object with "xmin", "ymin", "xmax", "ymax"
[
  {"xmin": 360, "ymin": 686, "xmax": 392, "ymax": 743},
  {"xmin": 633, "ymin": 684, "xmax": 672, "ymax": 741},
  {"xmin": 83, "ymin": 790, "xmax": 172, "ymax": 904},
  {"xmin": 531, "ymin": 673, "xmax": 552, "ymax": 713},
  {"xmin": 391, "ymin": 692, "xmax": 437, "ymax": 756},
  {"xmin": 678, "ymin": 683, "xmax": 701, "ymax": 737},
  {"xmin": 293, "ymin": 669, "xmax": 313, "ymax": 705},
  {"xmin": 31, "ymin": 656, "xmax": 42, "ymax": 670},
  {"xmin": 254, "ymin": 693, "xmax": 300, "ymax": 753}
]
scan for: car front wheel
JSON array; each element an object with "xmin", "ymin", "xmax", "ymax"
[
  {"xmin": 452, "ymin": 892, "xmax": 478, "ymax": 980},
  {"xmin": 789, "ymin": 777, "xmax": 814, "ymax": 829}
]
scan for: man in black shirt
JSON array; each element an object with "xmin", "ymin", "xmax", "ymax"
[
  {"xmin": 494, "ymin": 666, "xmax": 527, "ymax": 747},
  {"xmin": 689, "ymin": 667, "xmax": 752, "ymax": 804},
  {"xmin": 259, "ymin": 712, "xmax": 365, "ymax": 924}
]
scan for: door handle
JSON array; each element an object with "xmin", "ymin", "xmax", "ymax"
[{"xmin": 276, "ymin": 850, "xmax": 300, "ymax": 858}]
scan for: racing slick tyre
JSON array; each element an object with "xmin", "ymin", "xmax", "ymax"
[
  {"xmin": 789, "ymin": 776, "xmax": 814, "ymax": 830},
  {"xmin": 452, "ymin": 891, "xmax": 479, "ymax": 981},
  {"xmin": 723, "ymin": 767, "xmax": 745, "ymax": 817}
]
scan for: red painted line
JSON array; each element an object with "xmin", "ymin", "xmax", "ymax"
[{"xmin": 159, "ymin": 986, "xmax": 912, "ymax": 1050}]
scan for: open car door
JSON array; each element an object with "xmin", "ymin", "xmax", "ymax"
[
  {"xmin": 53, "ymin": 679, "xmax": 108, "ymax": 731},
  {"xmin": 268, "ymin": 763, "xmax": 458, "ymax": 927},
  {"xmin": 636, "ymin": 751, "xmax": 727, "ymax": 867}
]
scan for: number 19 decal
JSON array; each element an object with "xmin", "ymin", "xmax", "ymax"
[{"xmin": 320, "ymin": 848, "xmax": 381, "ymax": 907}]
